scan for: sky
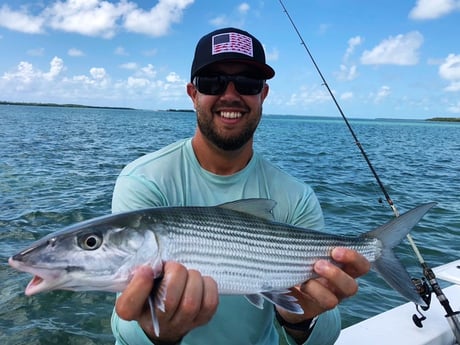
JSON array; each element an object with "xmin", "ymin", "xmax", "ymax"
[{"xmin": 0, "ymin": 0, "xmax": 459, "ymax": 119}]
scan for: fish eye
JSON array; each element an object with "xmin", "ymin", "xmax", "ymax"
[{"xmin": 78, "ymin": 233, "xmax": 103, "ymax": 250}]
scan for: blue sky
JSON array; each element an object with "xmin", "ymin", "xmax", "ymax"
[{"xmin": 0, "ymin": 0, "xmax": 459, "ymax": 119}]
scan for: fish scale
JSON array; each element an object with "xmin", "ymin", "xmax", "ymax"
[{"xmin": 149, "ymin": 206, "xmax": 381, "ymax": 293}]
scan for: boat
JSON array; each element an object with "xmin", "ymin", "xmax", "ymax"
[{"xmin": 336, "ymin": 259, "xmax": 460, "ymax": 344}]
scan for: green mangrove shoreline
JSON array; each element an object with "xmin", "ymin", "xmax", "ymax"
[{"xmin": 1, "ymin": 101, "xmax": 459, "ymax": 121}]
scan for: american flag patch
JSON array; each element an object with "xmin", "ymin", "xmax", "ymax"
[{"xmin": 212, "ymin": 32, "xmax": 253, "ymax": 57}]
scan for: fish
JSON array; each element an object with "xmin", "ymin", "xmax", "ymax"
[{"xmin": 8, "ymin": 199, "xmax": 436, "ymax": 336}]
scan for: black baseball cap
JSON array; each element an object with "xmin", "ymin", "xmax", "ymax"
[{"xmin": 190, "ymin": 27, "xmax": 275, "ymax": 81}]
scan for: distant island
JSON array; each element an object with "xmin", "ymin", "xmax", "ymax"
[
  {"xmin": 0, "ymin": 101, "xmax": 135, "ymax": 111},
  {"xmin": 165, "ymin": 109, "xmax": 195, "ymax": 113},
  {"xmin": 427, "ymin": 117, "xmax": 460, "ymax": 122}
]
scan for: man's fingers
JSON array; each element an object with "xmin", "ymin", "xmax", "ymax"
[
  {"xmin": 299, "ymin": 278, "xmax": 340, "ymax": 311},
  {"xmin": 116, "ymin": 266, "xmax": 155, "ymax": 321},
  {"xmin": 331, "ymin": 247, "xmax": 371, "ymax": 278},
  {"xmin": 194, "ymin": 276, "xmax": 219, "ymax": 326},
  {"xmin": 313, "ymin": 259, "xmax": 358, "ymax": 299}
]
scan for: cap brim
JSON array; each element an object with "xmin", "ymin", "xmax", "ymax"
[{"xmin": 193, "ymin": 59, "xmax": 275, "ymax": 81}]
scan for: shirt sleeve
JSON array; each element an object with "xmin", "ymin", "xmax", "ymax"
[
  {"xmin": 277, "ymin": 308, "xmax": 341, "ymax": 345},
  {"xmin": 112, "ymin": 308, "xmax": 158, "ymax": 345}
]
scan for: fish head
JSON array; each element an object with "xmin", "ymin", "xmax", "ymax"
[{"xmin": 8, "ymin": 211, "xmax": 162, "ymax": 296}]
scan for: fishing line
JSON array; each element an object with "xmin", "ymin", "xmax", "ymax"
[{"xmin": 277, "ymin": 0, "xmax": 460, "ymax": 339}]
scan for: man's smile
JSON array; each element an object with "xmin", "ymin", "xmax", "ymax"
[{"xmin": 220, "ymin": 111, "xmax": 243, "ymax": 119}]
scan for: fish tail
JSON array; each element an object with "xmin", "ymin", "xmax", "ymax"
[{"xmin": 365, "ymin": 202, "xmax": 436, "ymax": 306}]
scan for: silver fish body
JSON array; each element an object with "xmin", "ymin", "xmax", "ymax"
[
  {"xmin": 154, "ymin": 202, "xmax": 380, "ymax": 295},
  {"xmin": 9, "ymin": 199, "xmax": 435, "ymax": 332}
]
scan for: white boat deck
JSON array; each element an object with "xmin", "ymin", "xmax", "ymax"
[{"xmin": 336, "ymin": 259, "xmax": 460, "ymax": 345}]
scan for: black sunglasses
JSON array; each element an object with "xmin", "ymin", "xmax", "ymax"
[{"xmin": 193, "ymin": 75, "xmax": 264, "ymax": 95}]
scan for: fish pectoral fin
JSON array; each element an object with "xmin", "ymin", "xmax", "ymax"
[
  {"xmin": 245, "ymin": 294, "xmax": 265, "ymax": 309},
  {"xmin": 147, "ymin": 296, "xmax": 160, "ymax": 336},
  {"xmin": 261, "ymin": 290, "xmax": 303, "ymax": 314},
  {"xmin": 245, "ymin": 291, "xmax": 303, "ymax": 314},
  {"xmin": 153, "ymin": 277, "xmax": 167, "ymax": 313},
  {"xmin": 147, "ymin": 277, "xmax": 167, "ymax": 337},
  {"xmin": 218, "ymin": 199, "xmax": 276, "ymax": 221}
]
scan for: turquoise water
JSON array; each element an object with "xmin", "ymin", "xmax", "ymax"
[{"xmin": 0, "ymin": 105, "xmax": 458, "ymax": 344}]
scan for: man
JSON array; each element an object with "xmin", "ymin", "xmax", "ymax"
[{"xmin": 111, "ymin": 27, "xmax": 370, "ymax": 345}]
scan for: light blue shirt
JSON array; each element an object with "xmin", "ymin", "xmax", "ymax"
[{"xmin": 111, "ymin": 138, "xmax": 341, "ymax": 345}]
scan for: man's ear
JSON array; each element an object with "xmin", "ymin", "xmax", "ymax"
[
  {"xmin": 260, "ymin": 83, "xmax": 269, "ymax": 103},
  {"xmin": 186, "ymin": 82, "xmax": 198, "ymax": 104}
]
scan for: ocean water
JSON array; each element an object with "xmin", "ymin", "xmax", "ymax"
[{"xmin": 0, "ymin": 105, "xmax": 458, "ymax": 344}]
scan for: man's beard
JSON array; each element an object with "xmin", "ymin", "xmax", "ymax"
[{"xmin": 196, "ymin": 109, "xmax": 261, "ymax": 151}]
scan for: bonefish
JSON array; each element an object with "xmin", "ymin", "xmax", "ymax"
[{"xmin": 8, "ymin": 199, "xmax": 435, "ymax": 335}]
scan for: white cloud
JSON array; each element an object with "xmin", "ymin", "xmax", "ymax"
[
  {"xmin": 265, "ymin": 47, "xmax": 279, "ymax": 62},
  {"xmin": 340, "ymin": 91, "xmax": 353, "ymax": 100},
  {"xmin": 0, "ymin": 54, "xmax": 188, "ymax": 107},
  {"xmin": 43, "ymin": 57, "xmax": 65, "ymax": 81},
  {"xmin": 68, "ymin": 48, "xmax": 84, "ymax": 56},
  {"xmin": 45, "ymin": 0, "xmax": 133, "ymax": 38},
  {"xmin": 139, "ymin": 64, "xmax": 157, "ymax": 78},
  {"xmin": 120, "ymin": 62, "xmax": 138, "ymax": 70},
  {"xmin": 2, "ymin": 61, "xmax": 36, "ymax": 84},
  {"xmin": 439, "ymin": 54, "xmax": 460, "ymax": 80},
  {"xmin": 337, "ymin": 36, "xmax": 361, "ymax": 82},
  {"xmin": 127, "ymin": 76, "xmax": 151, "ymax": 88},
  {"xmin": 439, "ymin": 54, "xmax": 460, "ymax": 91},
  {"xmin": 344, "ymin": 36, "xmax": 363, "ymax": 61},
  {"xmin": 0, "ymin": 4, "xmax": 45, "ymax": 33},
  {"xmin": 373, "ymin": 85, "xmax": 391, "ymax": 103},
  {"xmin": 123, "ymin": 0, "xmax": 194, "ymax": 36},
  {"xmin": 210, "ymin": 15, "xmax": 227, "ymax": 27},
  {"xmin": 115, "ymin": 46, "xmax": 129, "ymax": 56},
  {"xmin": 409, "ymin": 0, "xmax": 460, "ymax": 20},
  {"xmin": 361, "ymin": 31, "xmax": 424, "ymax": 65},
  {"xmin": 209, "ymin": 2, "xmax": 249, "ymax": 28},
  {"xmin": 65, "ymin": 66, "xmax": 110, "ymax": 89},
  {"xmin": 287, "ymin": 85, "xmax": 331, "ymax": 106},
  {"xmin": 166, "ymin": 72, "xmax": 182, "ymax": 83},
  {"xmin": 318, "ymin": 23, "xmax": 330, "ymax": 35},
  {"xmin": 2, "ymin": 57, "xmax": 65, "ymax": 84},
  {"xmin": 90, "ymin": 67, "xmax": 107, "ymax": 80},
  {"xmin": 0, "ymin": 0, "xmax": 194, "ymax": 38},
  {"xmin": 445, "ymin": 82, "xmax": 460, "ymax": 92},
  {"xmin": 337, "ymin": 64, "xmax": 358, "ymax": 81},
  {"xmin": 238, "ymin": 3, "xmax": 250, "ymax": 15}
]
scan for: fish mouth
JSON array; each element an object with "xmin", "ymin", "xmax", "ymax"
[
  {"xmin": 8, "ymin": 257, "xmax": 67, "ymax": 296},
  {"xmin": 26, "ymin": 275, "xmax": 46, "ymax": 295}
]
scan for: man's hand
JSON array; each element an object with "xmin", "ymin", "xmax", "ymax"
[
  {"xmin": 115, "ymin": 262, "xmax": 219, "ymax": 343},
  {"xmin": 276, "ymin": 248, "xmax": 371, "ymax": 341}
]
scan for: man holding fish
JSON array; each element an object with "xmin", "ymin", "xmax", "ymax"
[{"xmin": 111, "ymin": 27, "xmax": 370, "ymax": 345}]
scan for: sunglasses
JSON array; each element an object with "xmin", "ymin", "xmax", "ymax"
[{"xmin": 193, "ymin": 75, "xmax": 264, "ymax": 95}]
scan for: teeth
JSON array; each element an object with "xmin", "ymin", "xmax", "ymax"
[{"xmin": 220, "ymin": 111, "xmax": 242, "ymax": 119}]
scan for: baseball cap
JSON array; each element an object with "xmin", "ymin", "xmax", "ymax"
[{"xmin": 190, "ymin": 27, "xmax": 275, "ymax": 81}]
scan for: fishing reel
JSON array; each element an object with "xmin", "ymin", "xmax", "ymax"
[{"xmin": 411, "ymin": 277, "xmax": 432, "ymax": 328}]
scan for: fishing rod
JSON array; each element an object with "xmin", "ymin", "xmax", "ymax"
[{"xmin": 277, "ymin": 0, "xmax": 460, "ymax": 341}]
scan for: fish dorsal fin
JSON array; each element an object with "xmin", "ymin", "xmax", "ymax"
[{"xmin": 218, "ymin": 199, "xmax": 276, "ymax": 221}]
